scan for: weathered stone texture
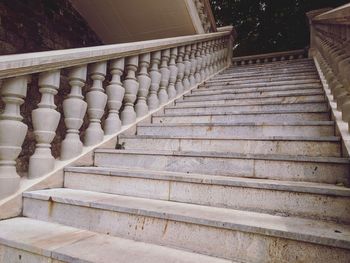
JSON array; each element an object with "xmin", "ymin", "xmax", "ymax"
[{"xmin": 0, "ymin": 0, "xmax": 102, "ymax": 55}]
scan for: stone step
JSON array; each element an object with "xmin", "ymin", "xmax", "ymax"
[
  {"xmin": 226, "ymin": 59, "xmax": 315, "ymax": 70},
  {"xmin": 137, "ymin": 121, "xmax": 335, "ymax": 138},
  {"xmin": 117, "ymin": 135, "xmax": 341, "ymax": 157},
  {"xmin": 94, "ymin": 149, "xmax": 349, "ymax": 184},
  {"xmin": 223, "ymin": 65, "xmax": 316, "ymax": 75},
  {"xmin": 207, "ymin": 75, "xmax": 319, "ymax": 84},
  {"xmin": 153, "ymin": 111, "xmax": 330, "ymax": 123},
  {"xmin": 165, "ymin": 101, "xmax": 328, "ymax": 115},
  {"xmin": 182, "ymin": 89, "xmax": 324, "ymax": 102},
  {"xmin": 212, "ymin": 71, "xmax": 318, "ymax": 81},
  {"xmin": 0, "ymin": 217, "xmax": 229, "ymax": 263},
  {"xmin": 204, "ymin": 78, "xmax": 321, "ymax": 88},
  {"xmin": 175, "ymin": 93, "xmax": 325, "ymax": 107},
  {"xmin": 23, "ymin": 188, "xmax": 350, "ymax": 263},
  {"xmin": 221, "ymin": 67, "xmax": 317, "ymax": 77},
  {"xmin": 193, "ymin": 83, "xmax": 322, "ymax": 95},
  {"xmin": 65, "ymin": 166, "xmax": 350, "ymax": 223}
]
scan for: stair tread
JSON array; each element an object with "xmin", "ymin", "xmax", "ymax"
[
  {"xmin": 169, "ymin": 100, "xmax": 327, "ymax": 109},
  {"xmin": 23, "ymin": 188, "xmax": 350, "ymax": 250},
  {"xmin": 95, "ymin": 148, "xmax": 350, "ymax": 164},
  {"xmin": 156, "ymin": 109, "xmax": 329, "ymax": 117},
  {"xmin": 0, "ymin": 217, "xmax": 229, "ymax": 263},
  {"xmin": 119, "ymin": 134, "xmax": 341, "ymax": 142},
  {"xmin": 138, "ymin": 120, "xmax": 335, "ymax": 127},
  {"xmin": 65, "ymin": 166, "xmax": 350, "ymax": 197}
]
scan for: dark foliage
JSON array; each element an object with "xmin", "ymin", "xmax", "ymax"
[{"xmin": 210, "ymin": 0, "xmax": 349, "ymax": 56}]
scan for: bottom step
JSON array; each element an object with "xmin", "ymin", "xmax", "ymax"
[
  {"xmin": 0, "ymin": 217, "xmax": 230, "ymax": 263},
  {"xmin": 23, "ymin": 188, "xmax": 350, "ymax": 263}
]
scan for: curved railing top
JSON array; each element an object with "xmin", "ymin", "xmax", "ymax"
[
  {"xmin": 0, "ymin": 30, "xmax": 232, "ymax": 79},
  {"xmin": 313, "ymin": 3, "xmax": 350, "ymax": 25}
]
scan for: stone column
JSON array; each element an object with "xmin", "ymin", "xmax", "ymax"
[
  {"xmin": 0, "ymin": 76, "xmax": 28, "ymax": 198},
  {"xmin": 175, "ymin": 46, "xmax": 185, "ymax": 95},
  {"xmin": 135, "ymin": 53, "xmax": 151, "ymax": 117},
  {"xmin": 104, "ymin": 58, "xmax": 125, "ymax": 134},
  {"xmin": 189, "ymin": 44, "xmax": 197, "ymax": 87},
  {"xmin": 158, "ymin": 49, "xmax": 170, "ymax": 105},
  {"xmin": 183, "ymin": 45, "xmax": 191, "ymax": 90},
  {"xmin": 148, "ymin": 51, "xmax": 161, "ymax": 110},
  {"xmin": 84, "ymin": 62, "xmax": 107, "ymax": 146},
  {"xmin": 168, "ymin": 48, "xmax": 178, "ymax": 99},
  {"xmin": 61, "ymin": 65, "xmax": 87, "ymax": 160},
  {"xmin": 29, "ymin": 70, "xmax": 61, "ymax": 178},
  {"xmin": 121, "ymin": 56, "xmax": 139, "ymax": 125}
]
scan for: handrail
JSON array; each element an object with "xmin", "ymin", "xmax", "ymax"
[
  {"xmin": 0, "ymin": 30, "xmax": 234, "ymax": 202},
  {"xmin": 0, "ymin": 31, "xmax": 231, "ymax": 79}
]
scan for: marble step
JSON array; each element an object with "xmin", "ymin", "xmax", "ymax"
[
  {"xmin": 221, "ymin": 66, "xmax": 316, "ymax": 76},
  {"xmin": 137, "ymin": 121, "xmax": 335, "ymax": 138},
  {"xmin": 193, "ymin": 83, "xmax": 322, "ymax": 95},
  {"xmin": 212, "ymin": 71, "xmax": 318, "ymax": 81},
  {"xmin": 153, "ymin": 111, "xmax": 330, "ymax": 123},
  {"xmin": 23, "ymin": 188, "xmax": 350, "ymax": 263},
  {"xmin": 206, "ymin": 75, "xmax": 319, "ymax": 85},
  {"xmin": 0, "ymin": 218, "xmax": 229, "ymax": 263},
  {"xmin": 117, "ymin": 135, "xmax": 341, "ymax": 157},
  {"xmin": 65, "ymin": 166, "xmax": 350, "ymax": 223},
  {"xmin": 94, "ymin": 149, "xmax": 350, "ymax": 184},
  {"xmin": 174, "ymin": 94, "xmax": 326, "ymax": 107},
  {"xmin": 165, "ymin": 101, "xmax": 328, "ymax": 114},
  {"xmin": 226, "ymin": 59, "xmax": 315, "ymax": 71},
  {"xmin": 204, "ymin": 78, "xmax": 321, "ymax": 88},
  {"xmin": 175, "ymin": 93, "xmax": 325, "ymax": 107},
  {"xmin": 181, "ymin": 89, "xmax": 324, "ymax": 102},
  {"xmin": 221, "ymin": 67, "xmax": 317, "ymax": 78}
]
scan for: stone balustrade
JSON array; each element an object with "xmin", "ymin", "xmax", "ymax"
[
  {"xmin": 232, "ymin": 49, "xmax": 307, "ymax": 66},
  {"xmin": 307, "ymin": 4, "xmax": 350, "ymax": 130},
  {"xmin": 0, "ymin": 30, "xmax": 233, "ymax": 199}
]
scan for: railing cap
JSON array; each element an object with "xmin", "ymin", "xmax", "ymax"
[{"xmin": 0, "ymin": 31, "xmax": 232, "ymax": 80}]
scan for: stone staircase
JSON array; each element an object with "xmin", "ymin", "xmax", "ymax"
[{"xmin": 1, "ymin": 57, "xmax": 350, "ymax": 262}]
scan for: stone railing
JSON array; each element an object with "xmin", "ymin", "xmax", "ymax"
[
  {"xmin": 0, "ymin": 30, "xmax": 233, "ymax": 200},
  {"xmin": 232, "ymin": 49, "xmax": 307, "ymax": 66},
  {"xmin": 307, "ymin": 4, "xmax": 350, "ymax": 154},
  {"xmin": 307, "ymin": 5, "xmax": 350, "ymax": 127}
]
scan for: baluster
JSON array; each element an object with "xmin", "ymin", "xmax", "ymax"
[
  {"xmin": 135, "ymin": 54, "xmax": 151, "ymax": 118},
  {"xmin": 0, "ymin": 76, "xmax": 28, "ymax": 198},
  {"xmin": 195, "ymin": 42, "xmax": 203, "ymax": 83},
  {"xmin": 121, "ymin": 56, "xmax": 139, "ymax": 125},
  {"xmin": 209, "ymin": 40, "xmax": 215, "ymax": 75},
  {"xmin": 189, "ymin": 44, "xmax": 197, "ymax": 87},
  {"xmin": 84, "ymin": 62, "xmax": 107, "ymax": 146},
  {"xmin": 175, "ymin": 46, "xmax": 185, "ymax": 95},
  {"xmin": 28, "ymin": 70, "xmax": 60, "ymax": 178},
  {"xmin": 183, "ymin": 45, "xmax": 191, "ymax": 90},
  {"xmin": 205, "ymin": 41, "xmax": 211, "ymax": 77},
  {"xmin": 158, "ymin": 49, "xmax": 170, "ymax": 105},
  {"xmin": 104, "ymin": 58, "xmax": 125, "ymax": 134},
  {"xmin": 200, "ymin": 42, "xmax": 207, "ymax": 80},
  {"xmin": 213, "ymin": 40, "xmax": 219, "ymax": 72},
  {"xmin": 148, "ymin": 51, "xmax": 161, "ymax": 110},
  {"xmin": 167, "ymin": 48, "xmax": 178, "ymax": 99},
  {"xmin": 61, "ymin": 66, "xmax": 87, "ymax": 160}
]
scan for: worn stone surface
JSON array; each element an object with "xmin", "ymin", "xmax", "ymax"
[{"xmin": 22, "ymin": 189, "xmax": 350, "ymax": 263}]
